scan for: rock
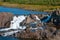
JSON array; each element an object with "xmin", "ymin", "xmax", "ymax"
[
  {"xmin": 21, "ymin": 14, "xmax": 41, "ymax": 26},
  {"xmin": 13, "ymin": 26, "xmax": 58, "ymax": 40},
  {"xmin": 18, "ymin": 29, "xmax": 40, "ymax": 39},
  {"xmin": 12, "ymin": 13, "xmax": 60, "ymax": 40},
  {"xmin": 51, "ymin": 9, "xmax": 60, "ymax": 26},
  {"xmin": 0, "ymin": 12, "xmax": 14, "ymax": 28}
]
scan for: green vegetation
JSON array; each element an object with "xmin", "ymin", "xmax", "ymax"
[
  {"xmin": 0, "ymin": 0, "xmax": 60, "ymax": 11},
  {"xmin": 2, "ymin": 0, "xmax": 60, "ymax": 6}
]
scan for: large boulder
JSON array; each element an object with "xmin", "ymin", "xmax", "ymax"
[
  {"xmin": 0, "ymin": 12, "xmax": 14, "ymax": 28},
  {"xmin": 21, "ymin": 14, "xmax": 40, "ymax": 26}
]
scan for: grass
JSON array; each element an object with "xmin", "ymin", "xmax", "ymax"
[
  {"xmin": 4, "ymin": 0, "xmax": 60, "ymax": 6},
  {"xmin": 0, "ymin": 2, "xmax": 60, "ymax": 12}
]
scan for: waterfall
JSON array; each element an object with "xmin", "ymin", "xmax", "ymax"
[{"xmin": 0, "ymin": 15, "xmax": 26, "ymax": 36}]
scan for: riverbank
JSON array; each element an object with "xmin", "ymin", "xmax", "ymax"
[{"xmin": 0, "ymin": 2, "xmax": 60, "ymax": 12}]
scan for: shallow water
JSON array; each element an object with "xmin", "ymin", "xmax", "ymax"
[
  {"xmin": 0, "ymin": 6, "xmax": 48, "ymax": 15},
  {"xmin": 0, "ymin": 36, "xmax": 19, "ymax": 40}
]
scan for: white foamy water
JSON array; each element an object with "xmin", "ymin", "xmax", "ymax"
[
  {"xmin": 0, "ymin": 15, "xmax": 42, "ymax": 36},
  {"xmin": 0, "ymin": 15, "xmax": 27, "ymax": 36},
  {"xmin": 1, "ymin": 30, "xmax": 21, "ymax": 36},
  {"xmin": 10, "ymin": 16, "xmax": 26, "ymax": 29},
  {"xmin": 0, "ymin": 15, "xmax": 26, "ymax": 31}
]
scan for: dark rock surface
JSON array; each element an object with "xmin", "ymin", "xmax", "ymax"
[
  {"xmin": 0, "ymin": 12, "xmax": 14, "ymax": 28},
  {"xmin": 14, "ymin": 26, "xmax": 60, "ymax": 40}
]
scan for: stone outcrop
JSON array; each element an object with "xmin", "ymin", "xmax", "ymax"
[
  {"xmin": 0, "ymin": 12, "xmax": 14, "ymax": 28},
  {"xmin": 14, "ymin": 26, "xmax": 60, "ymax": 40}
]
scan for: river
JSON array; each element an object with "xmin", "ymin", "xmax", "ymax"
[{"xmin": 0, "ymin": 6, "xmax": 48, "ymax": 15}]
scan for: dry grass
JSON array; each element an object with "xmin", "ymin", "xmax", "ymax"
[{"xmin": 0, "ymin": 2, "xmax": 60, "ymax": 12}]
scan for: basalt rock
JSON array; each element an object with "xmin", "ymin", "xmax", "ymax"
[
  {"xmin": 13, "ymin": 25, "xmax": 58, "ymax": 40},
  {"xmin": 20, "ymin": 15, "xmax": 39, "ymax": 26},
  {"xmin": 0, "ymin": 12, "xmax": 14, "ymax": 28}
]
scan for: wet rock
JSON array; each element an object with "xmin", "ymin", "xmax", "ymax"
[
  {"xmin": 14, "ymin": 26, "xmax": 58, "ymax": 40},
  {"xmin": 51, "ymin": 9, "xmax": 60, "ymax": 27},
  {"xmin": 0, "ymin": 12, "xmax": 14, "ymax": 28},
  {"xmin": 21, "ymin": 14, "xmax": 40, "ymax": 26},
  {"xmin": 25, "ymin": 15, "xmax": 36, "ymax": 24},
  {"xmin": 19, "ymin": 30, "xmax": 40, "ymax": 39},
  {"xmin": 13, "ymin": 18, "xmax": 57, "ymax": 40},
  {"xmin": 20, "ymin": 16, "xmax": 35, "ymax": 26}
]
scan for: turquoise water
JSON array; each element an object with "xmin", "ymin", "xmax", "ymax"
[
  {"xmin": 0, "ymin": 36, "xmax": 19, "ymax": 40},
  {"xmin": 0, "ymin": 6, "xmax": 48, "ymax": 15}
]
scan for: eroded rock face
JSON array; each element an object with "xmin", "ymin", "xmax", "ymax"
[
  {"xmin": 0, "ymin": 12, "xmax": 14, "ymax": 28},
  {"xmin": 14, "ymin": 26, "xmax": 59, "ymax": 40},
  {"xmin": 13, "ymin": 14, "xmax": 59, "ymax": 40}
]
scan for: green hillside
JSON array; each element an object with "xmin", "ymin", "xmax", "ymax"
[{"xmin": 3, "ymin": 0, "xmax": 60, "ymax": 6}]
